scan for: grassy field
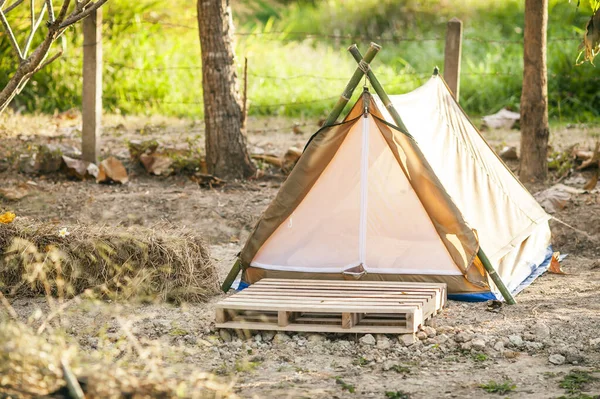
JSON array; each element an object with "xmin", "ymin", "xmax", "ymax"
[{"xmin": 1, "ymin": 0, "xmax": 599, "ymax": 121}]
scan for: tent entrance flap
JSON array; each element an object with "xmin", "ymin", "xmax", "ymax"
[{"xmin": 249, "ymin": 113, "xmax": 463, "ymax": 276}]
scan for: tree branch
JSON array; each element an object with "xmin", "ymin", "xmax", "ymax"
[
  {"xmin": 23, "ymin": 1, "xmax": 47, "ymax": 56},
  {"xmin": 2, "ymin": 0, "xmax": 24, "ymax": 14},
  {"xmin": 59, "ymin": 0, "xmax": 107, "ymax": 29},
  {"xmin": 45, "ymin": 0, "xmax": 54, "ymax": 22},
  {"xmin": 56, "ymin": 0, "xmax": 71, "ymax": 24},
  {"xmin": 0, "ymin": 10, "xmax": 24, "ymax": 60}
]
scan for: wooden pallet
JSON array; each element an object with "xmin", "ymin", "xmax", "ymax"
[{"xmin": 215, "ymin": 279, "xmax": 447, "ymax": 334}]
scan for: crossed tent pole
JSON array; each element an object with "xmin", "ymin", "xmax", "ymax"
[{"xmin": 331, "ymin": 43, "xmax": 515, "ymax": 305}]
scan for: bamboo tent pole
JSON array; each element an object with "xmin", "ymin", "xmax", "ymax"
[
  {"xmin": 220, "ymin": 43, "xmax": 381, "ymax": 293},
  {"xmin": 321, "ymin": 42, "xmax": 381, "ymax": 127},
  {"xmin": 348, "ymin": 46, "xmax": 517, "ymax": 305}
]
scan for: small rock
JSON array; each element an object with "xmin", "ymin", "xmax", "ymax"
[
  {"xmin": 307, "ymin": 333, "xmax": 326, "ymax": 343},
  {"xmin": 508, "ymin": 335, "xmax": 523, "ymax": 347},
  {"xmin": 549, "ymin": 354, "xmax": 566, "ymax": 365},
  {"xmin": 422, "ymin": 326, "xmax": 437, "ymax": 338},
  {"xmin": 431, "ymin": 334, "xmax": 449, "ymax": 345},
  {"xmin": 219, "ymin": 329, "xmax": 232, "ymax": 343},
  {"xmin": 460, "ymin": 341, "xmax": 473, "ymax": 351},
  {"xmin": 471, "ymin": 339, "xmax": 486, "ymax": 351},
  {"xmin": 359, "ymin": 334, "xmax": 376, "ymax": 346},
  {"xmin": 382, "ymin": 360, "xmax": 396, "ymax": 371},
  {"xmin": 399, "ymin": 334, "xmax": 417, "ymax": 346},
  {"xmin": 376, "ymin": 335, "xmax": 392, "ymax": 350},
  {"xmin": 454, "ymin": 331, "xmax": 474, "ymax": 343},
  {"xmin": 525, "ymin": 341, "xmax": 544, "ymax": 351},
  {"xmin": 62, "ymin": 156, "xmax": 92, "ymax": 180},
  {"xmin": 435, "ymin": 326, "xmax": 455, "ymax": 335},
  {"xmin": 416, "ymin": 331, "xmax": 428, "ymax": 340},
  {"xmin": 254, "ymin": 334, "xmax": 262, "ymax": 342},
  {"xmin": 589, "ymin": 338, "xmax": 600, "ymax": 347},
  {"xmin": 564, "ymin": 348, "xmax": 584, "ymax": 364},
  {"xmin": 262, "ymin": 331, "xmax": 275, "ymax": 342},
  {"xmin": 523, "ymin": 332, "xmax": 536, "ymax": 342},
  {"xmin": 273, "ymin": 332, "xmax": 291, "ymax": 344},
  {"xmin": 533, "ymin": 322, "xmax": 550, "ymax": 339},
  {"xmin": 494, "ymin": 341, "xmax": 505, "ymax": 352}
]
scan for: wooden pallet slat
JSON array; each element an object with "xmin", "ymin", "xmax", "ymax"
[{"xmin": 216, "ymin": 279, "xmax": 447, "ymax": 334}]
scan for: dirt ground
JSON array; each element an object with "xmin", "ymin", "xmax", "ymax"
[{"xmin": 1, "ymin": 112, "xmax": 600, "ymax": 398}]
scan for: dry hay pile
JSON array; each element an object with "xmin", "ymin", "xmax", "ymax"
[
  {"xmin": 0, "ymin": 219, "xmax": 219, "ymax": 302},
  {"xmin": 0, "ymin": 320, "xmax": 236, "ymax": 398}
]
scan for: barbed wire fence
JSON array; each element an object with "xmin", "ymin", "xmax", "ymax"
[{"xmin": 75, "ymin": 12, "xmax": 592, "ymax": 160}]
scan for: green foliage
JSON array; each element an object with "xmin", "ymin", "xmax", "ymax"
[
  {"xmin": 391, "ymin": 364, "xmax": 412, "ymax": 374},
  {"xmin": 473, "ymin": 353, "xmax": 489, "ymax": 362},
  {"xmin": 559, "ymin": 370, "xmax": 597, "ymax": 396},
  {"xmin": 480, "ymin": 380, "xmax": 517, "ymax": 395},
  {"xmin": 335, "ymin": 377, "xmax": 356, "ymax": 393},
  {"xmin": 385, "ymin": 391, "xmax": 411, "ymax": 399},
  {"xmin": 2, "ymin": 0, "xmax": 599, "ymax": 121},
  {"xmin": 353, "ymin": 356, "xmax": 370, "ymax": 366}
]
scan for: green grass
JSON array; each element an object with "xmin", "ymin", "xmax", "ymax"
[
  {"xmin": 2, "ymin": 0, "xmax": 599, "ymax": 121},
  {"xmin": 480, "ymin": 379, "xmax": 517, "ymax": 395},
  {"xmin": 385, "ymin": 391, "xmax": 411, "ymax": 399},
  {"xmin": 473, "ymin": 353, "xmax": 489, "ymax": 362},
  {"xmin": 559, "ymin": 370, "xmax": 597, "ymax": 396},
  {"xmin": 335, "ymin": 377, "xmax": 356, "ymax": 393}
]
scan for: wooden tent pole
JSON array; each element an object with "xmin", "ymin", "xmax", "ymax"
[
  {"xmin": 321, "ymin": 42, "xmax": 381, "ymax": 127},
  {"xmin": 348, "ymin": 46, "xmax": 517, "ymax": 305}
]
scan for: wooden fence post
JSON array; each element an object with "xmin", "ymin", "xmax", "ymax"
[
  {"xmin": 444, "ymin": 17, "xmax": 463, "ymax": 102},
  {"xmin": 82, "ymin": 9, "xmax": 102, "ymax": 164}
]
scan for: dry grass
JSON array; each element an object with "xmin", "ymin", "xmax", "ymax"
[
  {"xmin": 0, "ymin": 219, "xmax": 219, "ymax": 303},
  {"xmin": 0, "ymin": 319, "xmax": 236, "ymax": 398}
]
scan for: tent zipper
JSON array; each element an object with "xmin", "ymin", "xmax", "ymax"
[{"xmin": 358, "ymin": 114, "xmax": 369, "ymax": 267}]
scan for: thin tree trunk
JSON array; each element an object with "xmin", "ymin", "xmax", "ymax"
[
  {"xmin": 197, "ymin": 0, "xmax": 255, "ymax": 179},
  {"xmin": 520, "ymin": 0, "xmax": 549, "ymax": 183}
]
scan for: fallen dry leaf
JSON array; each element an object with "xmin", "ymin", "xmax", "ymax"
[
  {"xmin": 252, "ymin": 154, "xmax": 283, "ymax": 168},
  {"xmin": 577, "ymin": 141, "xmax": 599, "ymax": 170},
  {"xmin": 282, "ymin": 147, "xmax": 302, "ymax": 173},
  {"xmin": 482, "ymin": 108, "xmax": 520, "ymax": 130},
  {"xmin": 548, "ymin": 251, "xmax": 566, "ymax": 275},
  {"xmin": 96, "ymin": 157, "xmax": 129, "ymax": 184},
  {"xmin": 0, "ymin": 211, "xmax": 16, "ymax": 224},
  {"xmin": 62, "ymin": 156, "xmax": 91, "ymax": 180},
  {"xmin": 140, "ymin": 153, "xmax": 173, "ymax": 176},
  {"xmin": 0, "ymin": 187, "xmax": 29, "ymax": 201},
  {"xmin": 499, "ymin": 146, "xmax": 518, "ymax": 161},
  {"xmin": 533, "ymin": 185, "xmax": 572, "ymax": 213},
  {"xmin": 190, "ymin": 173, "xmax": 225, "ymax": 188}
]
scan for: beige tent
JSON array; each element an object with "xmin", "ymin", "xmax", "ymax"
[{"xmin": 227, "ymin": 75, "xmax": 552, "ymax": 301}]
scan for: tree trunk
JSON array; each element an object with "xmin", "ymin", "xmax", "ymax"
[
  {"xmin": 197, "ymin": 0, "xmax": 255, "ymax": 179},
  {"xmin": 520, "ymin": 0, "xmax": 549, "ymax": 183}
]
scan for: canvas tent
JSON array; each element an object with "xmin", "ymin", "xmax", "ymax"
[{"xmin": 225, "ymin": 47, "xmax": 552, "ymax": 302}]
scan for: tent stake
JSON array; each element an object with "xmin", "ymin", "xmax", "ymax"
[
  {"xmin": 321, "ymin": 42, "xmax": 381, "ymax": 127},
  {"xmin": 348, "ymin": 45, "xmax": 517, "ymax": 305}
]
